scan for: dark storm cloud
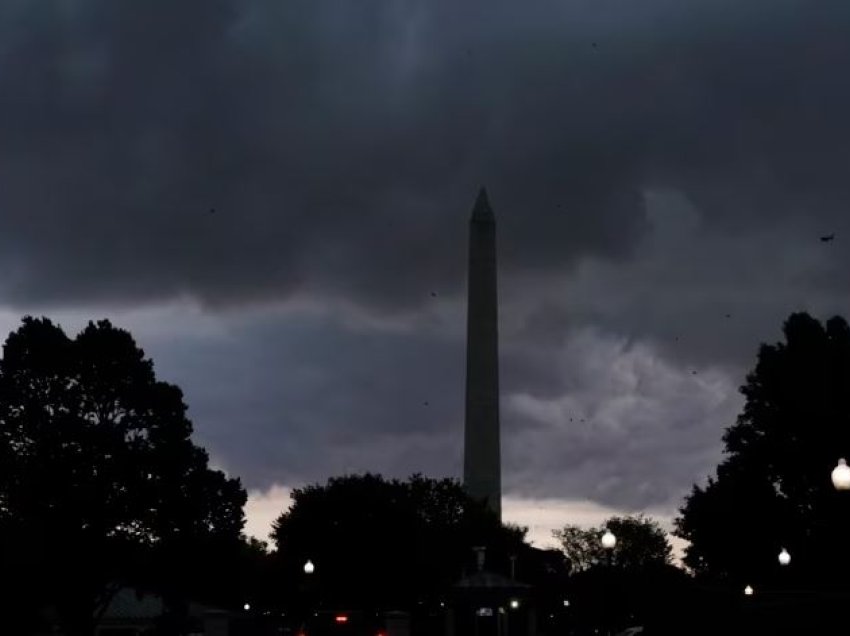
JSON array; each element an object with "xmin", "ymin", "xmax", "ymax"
[
  {"xmin": 127, "ymin": 309, "xmax": 466, "ymax": 490},
  {"xmin": 2, "ymin": 0, "xmax": 849, "ymax": 314},
  {"xmin": 85, "ymin": 304, "xmax": 735, "ymax": 513},
  {"xmin": 497, "ymin": 325, "xmax": 743, "ymax": 509}
]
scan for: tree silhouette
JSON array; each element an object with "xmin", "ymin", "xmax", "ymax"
[
  {"xmin": 553, "ymin": 525, "xmax": 603, "ymax": 573},
  {"xmin": 270, "ymin": 473, "xmax": 525, "ymax": 614},
  {"xmin": 676, "ymin": 312, "xmax": 850, "ymax": 590},
  {"xmin": 554, "ymin": 514, "xmax": 672, "ymax": 572},
  {"xmin": 552, "ymin": 516, "xmax": 684, "ymax": 634},
  {"xmin": 0, "ymin": 317, "xmax": 246, "ymax": 636}
]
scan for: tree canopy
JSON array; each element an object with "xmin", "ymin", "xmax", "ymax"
[
  {"xmin": 675, "ymin": 312, "xmax": 850, "ymax": 588},
  {"xmin": 553, "ymin": 514, "xmax": 673, "ymax": 573},
  {"xmin": 0, "ymin": 317, "xmax": 247, "ymax": 635},
  {"xmin": 270, "ymin": 473, "xmax": 527, "ymax": 612},
  {"xmin": 552, "ymin": 516, "xmax": 693, "ymax": 635}
]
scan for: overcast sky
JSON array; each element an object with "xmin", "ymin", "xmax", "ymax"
[{"xmin": 2, "ymin": 0, "xmax": 850, "ymax": 547}]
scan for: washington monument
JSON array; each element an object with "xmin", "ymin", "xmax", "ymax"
[{"xmin": 463, "ymin": 188, "xmax": 502, "ymax": 520}]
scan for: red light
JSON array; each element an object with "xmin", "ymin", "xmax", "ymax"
[{"xmin": 335, "ymin": 615, "xmax": 348, "ymax": 624}]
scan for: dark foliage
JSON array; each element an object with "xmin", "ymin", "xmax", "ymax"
[
  {"xmin": 676, "ymin": 313, "xmax": 850, "ymax": 590},
  {"xmin": 564, "ymin": 562, "xmax": 704, "ymax": 635},
  {"xmin": 554, "ymin": 514, "xmax": 672, "ymax": 573},
  {"xmin": 0, "ymin": 317, "xmax": 247, "ymax": 635},
  {"xmin": 269, "ymin": 473, "xmax": 526, "ymax": 614}
]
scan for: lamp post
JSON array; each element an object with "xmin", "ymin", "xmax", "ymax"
[
  {"xmin": 778, "ymin": 548, "xmax": 791, "ymax": 594},
  {"xmin": 600, "ymin": 530, "xmax": 616, "ymax": 636},
  {"xmin": 831, "ymin": 458, "xmax": 850, "ymax": 593},
  {"xmin": 301, "ymin": 560, "xmax": 316, "ymax": 632}
]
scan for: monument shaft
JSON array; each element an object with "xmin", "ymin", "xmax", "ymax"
[{"xmin": 463, "ymin": 189, "xmax": 501, "ymax": 519}]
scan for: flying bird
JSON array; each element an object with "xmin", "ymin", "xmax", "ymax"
[{"xmin": 820, "ymin": 234, "xmax": 835, "ymax": 242}]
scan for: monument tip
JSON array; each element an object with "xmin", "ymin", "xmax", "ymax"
[{"xmin": 471, "ymin": 187, "xmax": 495, "ymax": 223}]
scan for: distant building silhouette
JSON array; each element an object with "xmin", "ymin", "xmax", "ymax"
[{"xmin": 463, "ymin": 188, "xmax": 502, "ymax": 519}]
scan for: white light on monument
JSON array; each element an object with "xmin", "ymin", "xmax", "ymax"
[
  {"xmin": 304, "ymin": 560, "xmax": 315, "ymax": 574},
  {"xmin": 601, "ymin": 530, "xmax": 617, "ymax": 550},
  {"xmin": 832, "ymin": 458, "xmax": 850, "ymax": 490},
  {"xmin": 778, "ymin": 548, "xmax": 791, "ymax": 566}
]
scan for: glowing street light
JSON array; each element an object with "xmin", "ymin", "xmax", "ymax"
[
  {"xmin": 599, "ymin": 530, "xmax": 616, "ymax": 636},
  {"xmin": 778, "ymin": 548, "xmax": 791, "ymax": 566},
  {"xmin": 304, "ymin": 559, "xmax": 315, "ymax": 574},
  {"xmin": 832, "ymin": 459, "xmax": 850, "ymax": 490},
  {"xmin": 744, "ymin": 585, "xmax": 754, "ymax": 596}
]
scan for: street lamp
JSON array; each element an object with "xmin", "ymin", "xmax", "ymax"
[
  {"xmin": 831, "ymin": 458, "xmax": 850, "ymax": 589},
  {"xmin": 832, "ymin": 459, "xmax": 850, "ymax": 490},
  {"xmin": 600, "ymin": 531, "xmax": 616, "ymax": 636},
  {"xmin": 778, "ymin": 548, "xmax": 791, "ymax": 566},
  {"xmin": 300, "ymin": 560, "xmax": 317, "ymax": 632},
  {"xmin": 744, "ymin": 585, "xmax": 754, "ymax": 596}
]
